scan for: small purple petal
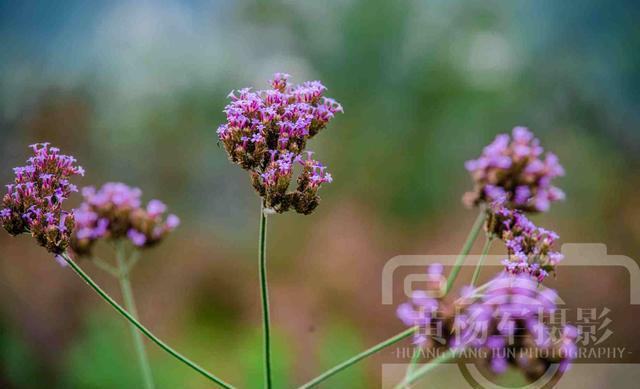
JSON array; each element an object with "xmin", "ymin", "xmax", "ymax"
[{"xmin": 127, "ymin": 229, "xmax": 147, "ymax": 247}]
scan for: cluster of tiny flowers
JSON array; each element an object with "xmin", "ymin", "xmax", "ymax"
[
  {"xmin": 397, "ymin": 272, "xmax": 578, "ymax": 381},
  {"xmin": 396, "ymin": 264, "xmax": 447, "ymax": 345},
  {"xmin": 452, "ymin": 274, "xmax": 578, "ymax": 378},
  {"xmin": 486, "ymin": 201, "xmax": 564, "ymax": 282},
  {"xmin": 463, "ymin": 127, "xmax": 565, "ymax": 212},
  {"xmin": 70, "ymin": 182, "xmax": 180, "ymax": 256},
  {"xmin": 1, "ymin": 143, "xmax": 84, "ymax": 254},
  {"xmin": 217, "ymin": 73, "xmax": 342, "ymax": 214}
]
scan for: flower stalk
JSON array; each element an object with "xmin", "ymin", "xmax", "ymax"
[
  {"xmin": 444, "ymin": 208, "xmax": 486, "ymax": 294},
  {"xmin": 61, "ymin": 253, "xmax": 235, "ymax": 389},
  {"xmin": 402, "ymin": 345, "xmax": 421, "ymax": 386},
  {"xmin": 470, "ymin": 234, "xmax": 494, "ymax": 288},
  {"xmin": 298, "ymin": 326, "xmax": 416, "ymax": 388},
  {"xmin": 394, "ymin": 348, "xmax": 457, "ymax": 388},
  {"xmin": 115, "ymin": 243, "xmax": 155, "ymax": 389},
  {"xmin": 91, "ymin": 256, "xmax": 119, "ymax": 277},
  {"xmin": 259, "ymin": 202, "xmax": 273, "ymax": 388}
]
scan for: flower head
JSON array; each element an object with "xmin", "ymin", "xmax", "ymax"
[
  {"xmin": 485, "ymin": 200, "xmax": 563, "ymax": 282},
  {"xmin": 463, "ymin": 127, "xmax": 564, "ymax": 212},
  {"xmin": 1, "ymin": 143, "xmax": 83, "ymax": 254},
  {"xmin": 396, "ymin": 264, "xmax": 446, "ymax": 345},
  {"xmin": 397, "ymin": 271, "xmax": 577, "ymax": 382},
  {"xmin": 397, "ymin": 265, "xmax": 578, "ymax": 381},
  {"xmin": 451, "ymin": 273, "xmax": 577, "ymax": 380},
  {"xmin": 70, "ymin": 182, "xmax": 179, "ymax": 256},
  {"xmin": 218, "ymin": 73, "xmax": 342, "ymax": 214}
]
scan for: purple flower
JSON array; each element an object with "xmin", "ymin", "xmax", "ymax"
[
  {"xmin": 559, "ymin": 325, "xmax": 579, "ymax": 372},
  {"xmin": 218, "ymin": 74, "xmax": 342, "ymax": 214},
  {"xmin": 451, "ymin": 273, "xmax": 577, "ymax": 380},
  {"xmin": 83, "ymin": 182, "xmax": 142, "ymax": 209},
  {"xmin": 270, "ymin": 72, "xmax": 291, "ymax": 92},
  {"xmin": 463, "ymin": 127, "xmax": 564, "ymax": 213},
  {"xmin": 396, "ymin": 290, "xmax": 440, "ymax": 345},
  {"xmin": 514, "ymin": 186, "xmax": 531, "ymax": 205},
  {"xmin": 166, "ymin": 214, "xmax": 180, "ymax": 229},
  {"xmin": 486, "ymin": 201, "xmax": 563, "ymax": 282},
  {"xmin": 127, "ymin": 229, "xmax": 147, "ymax": 247},
  {"xmin": 70, "ymin": 182, "xmax": 179, "ymax": 256},
  {"xmin": 1, "ymin": 143, "xmax": 83, "ymax": 254},
  {"xmin": 147, "ymin": 199, "xmax": 167, "ymax": 217},
  {"xmin": 397, "ymin": 267, "xmax": 576, "ymax": 382},
  {"xmin": 427, "ymin": 263, "xmax": 444, "ymax": 276},
  {"xmin": 484, "ymin": 185, "xmax": 507, "ymax": 203},
  {"xmin": 396, "ymin": 264, "xmax": 445, "ymax": 346}
]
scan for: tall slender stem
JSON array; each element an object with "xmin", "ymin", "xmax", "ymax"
[
  {"xmin": 297, "ymin": 327, "xmax": 416, "ymax": 389},
  {"xmin": 394, "ymin": 348, "xmax": 456, "ymax": 388},
  {"xmin": 401, "ymin": 346, "xmax": 421, "ymax": 387},
  {"xmin": 445, "ymin": 208, "xmax": 486, "ymax": 295},
  {"xmin": 60, "ymin": 253, "xmax": 235, "ymax": 389},
  {"xmin": 470, "ymin": 234, "xmax": 493, "ymax": 288},
  {"xmin": 115, "ymin": 245, "xmax": 155, "ymax": 389},
  {"xmin": 258, "ymin": 202, "xmax": 272, "ymax": 389}
]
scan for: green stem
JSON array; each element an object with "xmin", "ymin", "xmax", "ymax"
[
  {"xmin": 259, "ymin": 202, "xmax": 272, "ymax": 389},
  {"xmin": 92, "ymin": 256, "xmax": 120, "ymax": 278},
  {"xmin": 126, "ymin": 250, "xmax": 141, "ymax": 274},
  {"xmin": 116, "ymin": 245, "xmax": 155, "ymax": 389},
  {"xmin": 470, "ymin": 234, "xmax": 493, "ymax": 288},
  {"xmin": 395, "ymin": 348, "xmax": 456, "ymax": 388},
  {"xmin": 445, "ymin": 208, "xmax": 486, "ymax": 295},
  {"xmin": 402, "ymin": 346, "xmax": 421, "ymax": 387},
  {"xmin": 60, "ymin": 253, "xmax": 235, "ymax": 389},
  {"xmin": 298, "ymin": 327, "xmax": 416, "ymax": 389}
]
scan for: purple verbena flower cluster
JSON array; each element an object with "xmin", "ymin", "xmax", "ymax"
[
  {"xmin": 70, "ymin": 182, "xmax": 180, "ymax": 256},
  {"xmin": 451, "ymin": 273, "xmax": 578, "ymax": 378},
  {"xmin": 397, "ymin": 272, "xmax": 578, "ymax": 381},
  {"xmin": 486, "ymin": 201, "xmax": 564, "ymax": 282},
  {"xmin": 217, "ymin": 73, "xmax": 342, "ymax": 214},
  {"xmin": 463, "ymin": 127, "xmax": 565, "ymax": 213},
  {"xmin": 1, "ymin": 143, "xmax": 84, "ymax": 254},
  {"xmin": 396, "ymin": 264, "xmax": 446, "ymax": 345}
]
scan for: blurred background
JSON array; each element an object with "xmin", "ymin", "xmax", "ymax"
[{"xmin": 1, "ymin": 0, "xmax": 639, "ymax": 388}]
